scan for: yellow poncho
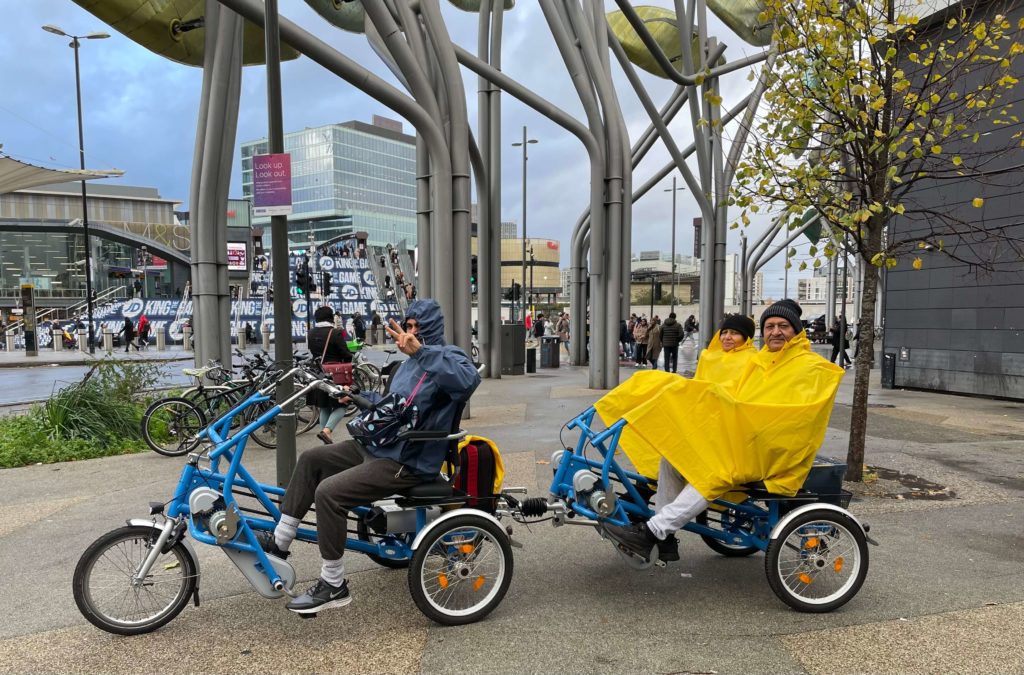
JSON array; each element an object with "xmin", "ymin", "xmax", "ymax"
[
  {"xmin": 693, "ymin": 330, "xmax": 756, "ymax": 386},
  {"xmin": 595, "ymin": 333, "xmax": 844, "ymax": 500}
]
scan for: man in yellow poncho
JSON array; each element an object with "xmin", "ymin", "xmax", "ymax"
[
  {"xmin": 650, "ymin": 313, "xmax": 756, "ymax": 561},
  {"xmin": 600, "ymin": 299, "xmax": 844, "ymax": 559}
]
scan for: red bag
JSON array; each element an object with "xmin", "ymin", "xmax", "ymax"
[{"xmin": 320, "ymin": 329, "xmax": 354, "ymax": 386}]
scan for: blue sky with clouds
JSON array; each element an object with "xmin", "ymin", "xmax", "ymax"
[{"xmin": 2, "ymin": 0, "xmax": 812, "ymax": 299}]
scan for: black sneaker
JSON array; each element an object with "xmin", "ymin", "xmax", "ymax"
[
  {"xmin": 286, "ymin": 578, "xmax": 352, "ymax": 614},
  {"xmin": 657, "ymin": 534, "xmax": 680, "ymax": 562},
  {"xmin": 603, "ymin": 521, "xmax": 657, "ymax": 558},
  {"xmin": 253, "ymin": 529, "xmax": 290, "ymax": 560}
]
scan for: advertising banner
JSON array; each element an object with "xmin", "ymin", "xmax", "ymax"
[
  {"xmin": 252, "ymin": 153, "xmax": 293, "ymax": 216},
  {"xmin": 227, "ymin": 242, "xmax": 248, "ymax": 271}
]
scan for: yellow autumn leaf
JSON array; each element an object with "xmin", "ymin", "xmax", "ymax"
[
  {"xmin": 972, "ymin": 197, "xmax": 985, "ymax": 207},
  {"xmin": 952, "ymin": 156, "xmax": 963, "ymax": 166},
  {"xmin": 912, "ymin": 257, "xmax": 923, "ymax": 270},
  {"xmin": 931, "ymin": 145, "xmax": 942, "ymax": 154}
]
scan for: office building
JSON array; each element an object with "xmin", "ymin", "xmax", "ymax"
[{"xmin": 241, "ymin": 116, "xmax": 416, "ymax": 250}]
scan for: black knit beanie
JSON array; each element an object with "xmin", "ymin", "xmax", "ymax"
[
  {"xmin": 760, "ymin": 299, "xmax": 803, "ymax": 334},
  {"xmin": 720, "ymin": 313, "xmax": 755, "ymax": 341}
]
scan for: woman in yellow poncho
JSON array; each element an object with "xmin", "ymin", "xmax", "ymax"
[
  {"xmin": 650, "ymin": 313, "xmax": 757, "ymax": 560},
  {"xmin": 600, "ymin": 300, "xmax": 844, "ymax": 559}
]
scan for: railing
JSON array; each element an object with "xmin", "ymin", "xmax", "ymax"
[{"xmin": 5, "ymin": 285, "xmax": 128, "ymax": 332}]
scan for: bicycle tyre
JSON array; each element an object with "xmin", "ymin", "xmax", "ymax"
[
  {"xmin": 408, "ymin": 513, "xmax": 513, "ymax": 626},
  {"xmin": 245, "ymin": 400, "xmax": 278, "ymax": 449},
  {"xmin": 695, "ymin": 509, "xmax": 761, "ymax": 557},
  {"xmin": 73, "ymin": 525, "xmax": 197, "ymax": 635},
  {"xmin": 141, "ymin": 397, "xmax": 207, "ymax": 457},
  {"xmin": 356, "ymin": 514, "xmax": 411, "ymax": 569},
  {"xmin": 765, "ymin": 509, "xmax": 868, "ymax": 612},
  {"xmin": 354, "ymin": 363, "xmax": 381, "ymax": 394}
]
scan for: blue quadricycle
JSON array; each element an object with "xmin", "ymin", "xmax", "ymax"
[
  {"xmin": 73, "ymin": 365, "xmax": 516, "ymax": 634},
  {"xmin": 524, "ymin": 407, "xmax": 873, "ymax": 613}
]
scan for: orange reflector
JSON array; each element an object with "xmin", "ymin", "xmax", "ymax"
[
  {"xmin": 438, "ymin": 574, "xmax": 449, "ymax": 589},
  {"xmin": 834, "ymin": 557, "xmax": 844, "ymax": 573},
  {"xmin": 798, "ymin": 573, "xmax": 813, "ymax": 585},
  {"xmin": 460, "ymin": 544, "xmax": 475, "ymax": 554},
  {"xmin": 804, "ymin": 537, "xmax": 819, "ymax": 549},
  {"xmin": 473, "ymin": 576, "xmax": 486, "ymax": 591}
]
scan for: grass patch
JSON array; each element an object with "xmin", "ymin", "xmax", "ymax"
[{"xmin": 0, "ymin": 359, "xmax": 167, "ymax": 468}]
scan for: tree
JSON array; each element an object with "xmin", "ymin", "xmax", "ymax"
[{"xmin": 733, "ymin": 0, "xmax": 1024, "ymax": 480}]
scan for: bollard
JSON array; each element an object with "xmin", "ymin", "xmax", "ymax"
[
  {"xmin": 78, "ymin": 327, "xmax": 88, "ymax": 352},
  {"xmin": 238, "ymin": 330, "xmax": 246, "ymax": 351},
  {"xmin": 103, "ymin": 330, "xmax": 114, "ymax": 353},
  {"xmin": 182, "ymin": 326, "xmax": 192, "ymax": 351},
  {"xmin": 53, "ymin": 328, "xmax": 64, "ymax": 351},
  {"xmin": 155, "ymin": 329, "xmax": 166, "ymax": 351},
  {"xmin": 261, "ymin": 325, "xmax": 271, "ymax": 350},
  {"xmin": 367, "ymin": 326, "xmax": 376, "ymax": 345},
  {"xmin": 4, "ymin": 334, "xmax": 14, "ymax": 352}
]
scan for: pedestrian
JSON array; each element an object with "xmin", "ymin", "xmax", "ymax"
[
  {"xmin": 626, "ymin": 314, "xmax": 637, "ymax": 359},
  {"xmin": 525, "ymin": 312, "xmax": 533, "ymax": 335},
  {"xmin": 533, "ymin": 312, "xmax": 546, "ymax": 340},
  {"xmin": 660, "ymin": 313, "xmax": 684, "ymax": 373},
  {"xmin": 646, "ymin": 316, "xmax": 662, "ymax": 369},
  {"xmin": 830, "ymin": 317, "xmax": 851, "ymax": 367},
  {"xmin": 133, "ymin": 278, "xmax": 143, "ymax": 298},
  {"xmin": 308, "ymin": 306, "xmax": 354, "ymax": 445},
  {"xmin": 633, "ymin": 318, "xmax": 649, "ymax": 367},
  {"xmin": 137, "ymin": 314, "xmax": 151, "ymax": 350},
  {"xmin": 244, "ymin": 322, "xmax": 254, "ymax": 344},
  {"xmin": 619, "ymin": 319, "xmax": 631, "ymax": 360},
  {"xmin": 118, "ymin": 317, "xmax": 138, "ymax": 352},
  {"xmin": 555, "ymin": 312, "xmax": 571, "ymax": 356},
  {"xmin": 351, "ymin": 313, "xmax": 366, "ymax": 341}
]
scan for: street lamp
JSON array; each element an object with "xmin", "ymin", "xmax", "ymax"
[
  {"xmin": 511, "ymin": 126, "xmax": 538, "ymax": 323},
  {"xmin": 43, "ymin": 24, "xmax": 110, "ymax": 354},
  {"xmin": 664, "ymin": 176, "xmax": 686, "ymax": 314}
]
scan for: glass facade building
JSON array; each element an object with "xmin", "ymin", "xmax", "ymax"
[{"xmin": 240, "ymin": 118, "xmax": 417, "ymax": 250}]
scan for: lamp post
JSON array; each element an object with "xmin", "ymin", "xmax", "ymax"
[
  {"xmin": 43, "ymin": 24, "xmax": 109, "ymax": 354},
  {"xmin": 664, "ymin": 176, "xmax": 686, "ymax": 314},
  {"xmin": 512, "ymin": 126, "xmax": 537, "ymax": 324}
]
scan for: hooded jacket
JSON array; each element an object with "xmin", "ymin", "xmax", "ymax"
[
  {"xmin": 660, "ymin": 317, "xmax": 683, "ymax": 347},
  {"xmin": 363, "ymin": 299, "xmax": 480, "ymax": 480},
  {"xmin": 694, "ymin": 330, "xmax": 755, "ymax": 388}
]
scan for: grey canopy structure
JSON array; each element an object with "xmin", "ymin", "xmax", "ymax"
[{"xmin": 0, "ymin": 155, "xmax": 122, "ymax": 195}]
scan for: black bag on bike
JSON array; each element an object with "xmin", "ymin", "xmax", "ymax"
[{"xmin": 346, "ymin": 372, "xmax": 427, "ymax": 448}]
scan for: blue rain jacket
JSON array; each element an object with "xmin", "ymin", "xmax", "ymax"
[{"xmin": 363, "ymin": 299, "xmax": 480, "ymax": 480}]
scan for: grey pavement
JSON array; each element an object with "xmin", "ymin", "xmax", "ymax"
[{"xmin": 0, "ymin": 355, "xmax": 1022, "ymax": 674}]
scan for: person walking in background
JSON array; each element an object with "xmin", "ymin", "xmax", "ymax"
[
  {"xmin": 660, "ymin": 313, "xmax": 684, "ymax": 373},
  {"xmin": 830, "ymin": 317, "xmax": 852, "ymax": 368},
  {"xmin": 683, "ymin": 314, "xmax": 699, "ymax": 342},
  {"xmin": 351, "ymin": 313, "xmax": 366, "ymax": 342},
  {"xmin": 633, "ymin": 317, "xmax": 649, "ymax": 367},
  {"xmin": 118, "ymin": 317, "xmax": 138, "ymax": 353},
  {"xmin": 555, "ymin": 312, "xmax": 571, "ymax": 356},
  {"xmin": 308, "ymin": 306, "xmax": 354, "ymax": 445},
  {"xmin": 137, "ymin": 314, "xmax": 151, "ymax": 350},
  {"xmin": 646, "ymin": 316, "xmax": 662, "ymax": 370},
  {"xmin": 533, "ymin": 312, "xmax": 546, "ymax": 340}
]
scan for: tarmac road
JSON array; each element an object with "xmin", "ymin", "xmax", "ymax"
[{"xmin": 0, "ymin": 360, "xmax": 1022, "ymax": 674}]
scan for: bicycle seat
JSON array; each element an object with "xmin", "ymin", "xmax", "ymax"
[
  {"xmin": 384, "ymin": 349, "xmax": 397, "ymax": 354},
  {"xmin": 182, "ymin": 366, "xmax": 212, "ymax": 377},
  {"xmin": 400, "ymin": 476, "xmax": 453, "ymax": 499}
]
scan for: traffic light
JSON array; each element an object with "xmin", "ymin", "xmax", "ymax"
[
  {"xmin": 321, "ymin": 271, "xmax": 332, "ymax": 296},
  {"xmin": 470, "ymin": 255, "xmax": 478, "ymax": 295},
  {"xmin": 512, "ymin": 281, "xmax": 522, "ymax": 301},
  {"xmin": 295, "ymin": 264, "xmax": 308, "ymax": 296}
]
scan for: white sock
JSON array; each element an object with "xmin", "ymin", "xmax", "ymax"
[
  {"xmin": 274, "ymin": 514, "xmax": 300, "ymax": 552},
  {"xmin": 320, "ymin": 558, "xmax": 345, "ymax": 587},
  {"xmin": 647, "ymin": 484, "xmax": 710, "ymax": 540}
]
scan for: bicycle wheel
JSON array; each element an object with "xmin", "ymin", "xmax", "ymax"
[
  {"xmin": 409, "ymin": 514, "xmax": 513, "ymax": 626},
  {"xmin": 246, "ymin": 400, "xmax": 278, "ymax": 449},
  {"xmin": 141, "ymin": 397, "xmax": 207, "ymax": 457},
  {"xmin": 73, "ymin": 525, "xmax": 197, "ymax": 635},
  {"xmin": 354, "ymin": 363, "xmax": 381, "ymax": 394},
  {"xmin": 695, "ymin": 509, "xmax": 761, "ymax": 557},
  {"xmin": 765, "ymin": 509, "xmax": 869, "ymax": 612},
  {"xmin": 295, "ymin": 403, "xmax": 319, "ymax": 434}
]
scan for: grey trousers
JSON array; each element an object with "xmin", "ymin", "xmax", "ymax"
[{"xmin": 280, "ymin": 440, "xmax": 420, "ymax": 559}]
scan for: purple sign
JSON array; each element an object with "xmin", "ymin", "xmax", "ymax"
[{"xmin": 252, "ymin": 153, "xmax": 293, "ymax": 216}]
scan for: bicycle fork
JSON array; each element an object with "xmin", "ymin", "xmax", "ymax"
[{"xmin": 131, "ymin": 518, "xmax": 179, "ymax": 587}]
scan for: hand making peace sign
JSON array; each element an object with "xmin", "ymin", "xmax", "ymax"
[{"xmin": 386, "ymin": 318, "xmax": 422, "ymax": 356}]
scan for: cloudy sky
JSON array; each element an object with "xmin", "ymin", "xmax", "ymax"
[{"xmin": 1, "ymin": 0, "xmax": 814, "ymax": 299}]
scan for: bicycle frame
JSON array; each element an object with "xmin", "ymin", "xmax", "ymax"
[
  {"xmin": 151, "ymin": 369, "xmax": 417, "ymax": 594},
  {"xmin": 550, "ymin": 406, "xmax": 787, "ymax": 553}
]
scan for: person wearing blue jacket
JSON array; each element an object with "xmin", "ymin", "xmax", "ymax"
[{"xmin": 259, "ymin": 299, "xmax": 480, "ymax": 615}]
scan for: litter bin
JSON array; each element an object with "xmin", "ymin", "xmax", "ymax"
[
  {"xmin": 526, "ymin": 347, "xmax": 537, "ymax": 373},
  {"xmin": 881, "ymin": 353, "xmax": 896, "ymax": 389},
  {"xmin": 540, "ymin": 336, "xmax": 560, "ymax": 368}
]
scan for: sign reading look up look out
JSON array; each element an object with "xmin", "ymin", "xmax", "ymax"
[{"xmin": 252, "ymin": 153, "xmax": 293, "ymax": 216}]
